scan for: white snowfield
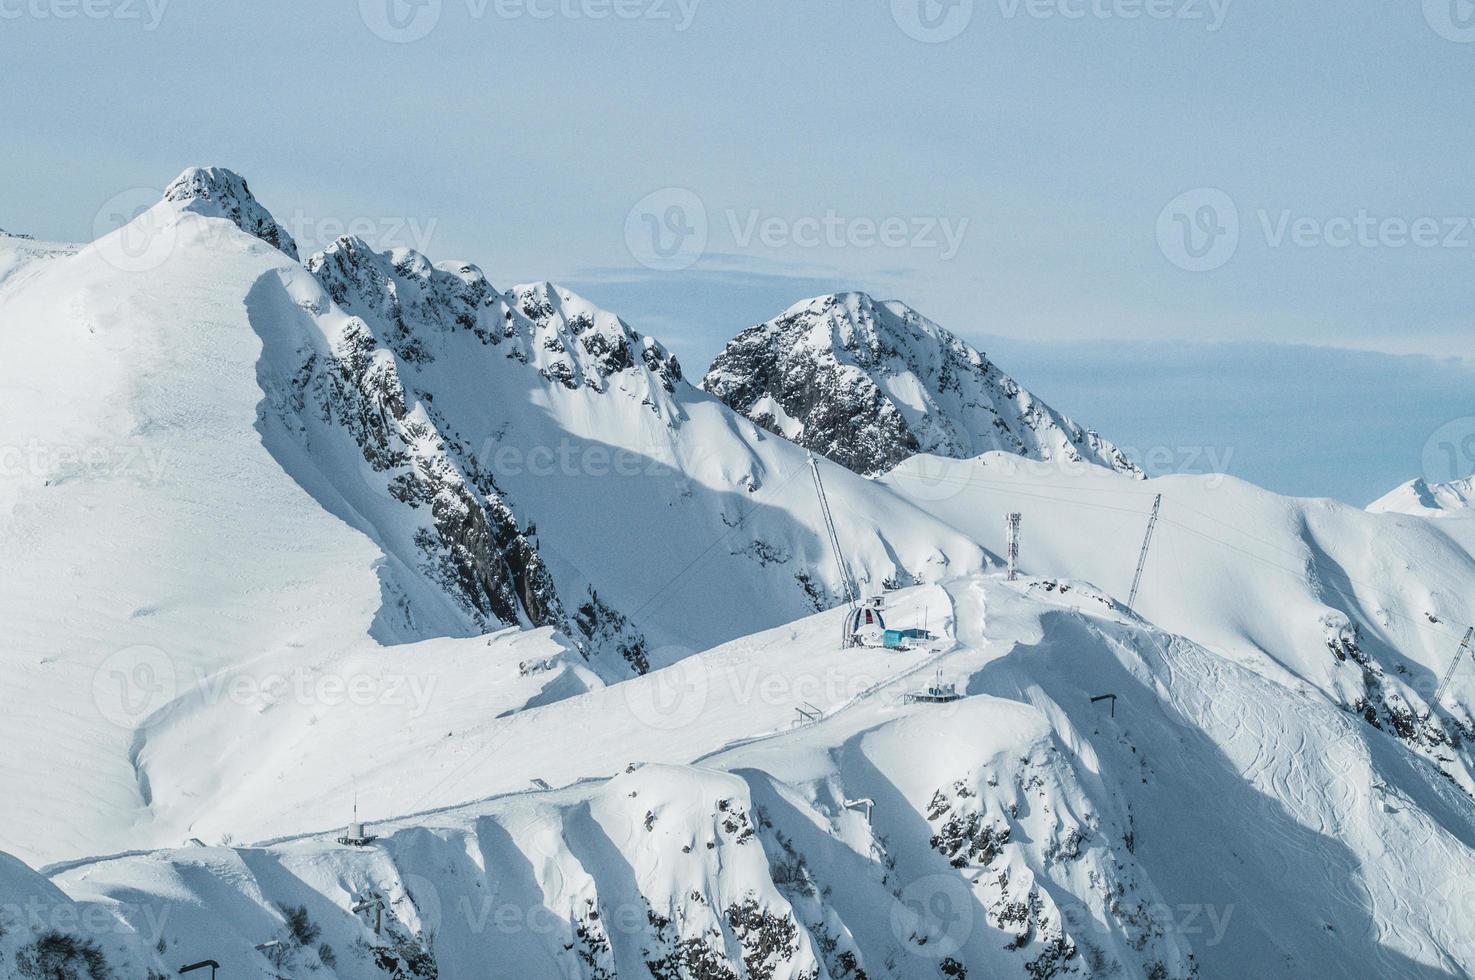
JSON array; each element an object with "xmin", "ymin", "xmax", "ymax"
[
  {"xmin": 2, "ymin": 170, "xmax": 1475, "ymax": 979},
  {"xmin": 12, "ymin": 577, "xmax": 1475, "ymax": 978},
  {"xmin": 1371, "ymin": 477, "xmax": 1475, "ymax": 519}
]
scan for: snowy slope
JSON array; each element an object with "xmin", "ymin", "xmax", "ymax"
[
  {"xmin": 7, "ymin": 167, "xmax": 1475, "ymax": 978},
  {"xmin": 0, "ymin": 186, "xmax": 392, "ymax": 867},
  {"xmin": 272, "ymin": 237, "xmax": 987, "ymax": 659},
  {"xmin": 702, "ymin": 292, "xmax": 1141, "ymax": 479},
  {"xmin": 13, "ymin": 574, "xmax": 1475, "ymax": 979},
  {"xmin": 0, "ymin": 170, "xmax": 983, "ymax": 866},
  {"xmin": 1370, "ymin": 476, "xmax": 1475, "ymax": 518},
  {"xmin": 883, "ymin": 453, "xmax": 1475, "ymax": 796},
  {"xmin": 0, "ymin": 851, "xmax": 170, "ymax": 978}
]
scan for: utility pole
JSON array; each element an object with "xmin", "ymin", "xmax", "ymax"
[
  {"xmin": 808, "ymin": 453, "xmax": 856, "ymax": 607},
  {"xmin": 1005, "ymin": 513, "xmax": 1022, "ymax": 582},
  {"xmin": 1127, "ymin": 494, "xmax": 1162, "ymax": 614},
  {"xmin": 1433, "ymin": 627, "xmax": 1475, "ymax": 706}
]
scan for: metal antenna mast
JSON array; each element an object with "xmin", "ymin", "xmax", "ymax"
[
  {"xmin": 809, "ymin": 453, "xmax": 856, "ymax": 607},
  {"xmin": 1433, "ymin": 627, "xmax": 1475, "ymax": 706},
  {"xmin": 1005, "ymin": 513, "xmax": 1022, "ymax": 582},
  {"xmin": 1127, "ymin": 494, "xmax": 1163, "ymax": 613}
]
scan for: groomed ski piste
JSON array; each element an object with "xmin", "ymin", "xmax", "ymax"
[{"xmin": 4, "ymin": 171, "xmax": 1475, "ymax": 978}]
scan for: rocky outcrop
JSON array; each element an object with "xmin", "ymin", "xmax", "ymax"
[
  {"xmin": 508, "ymin": 281, "xmax": 684, "ymax": 394},
  {"xmin": 164, "ymin": 166, "xmax": 300, "ymax": 259},
  {"xmin": 298, "ymin": 239, "xmax": 657, "ymax": 671},
  {"xmin": 703, "ymin": 292, "xmax": 1141, "ymax": 479}
]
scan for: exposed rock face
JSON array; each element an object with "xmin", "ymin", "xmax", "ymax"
[
  {"xmin": 508, "ymin": 281, "xmax": 684, "ymax": 394},
  {"xmin": 294, "ymin": 237, "xmax": 656, "ymax": 671},
  {"xmin": 164, "ymin": 166, "xmax": 300, "ymax": 259},
  {"xmin": 306, "ymin": 312, "xmax": 562, "ymax": 631},
  {"xmin": 703, "ymin": 292, "xmax": 1141, "ymax": 479}
]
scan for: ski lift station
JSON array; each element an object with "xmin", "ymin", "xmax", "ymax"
[
  {"xmin": 843, "ymin": 596, "xmax": 934, "ymax": 650},
  {"xmin": 337, "ymin": 800, "xmax": 376, "ymax": 846},
  {"xmin": 905, "ymin": 670, "xmax": 962, "ymax": 705}
]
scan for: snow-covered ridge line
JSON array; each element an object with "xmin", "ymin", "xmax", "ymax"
[
  {"xmin": 508, "ymin": 279, "xmax": 684, "ymax": 394},
  {"xmin": 164, "ymin": 165, "xmax": 300, "ymax": 259},
  {"xmin": 1370, "ymin": 475, "xmax": 1475, "ymax": 517},
  {"xmin": 13, "ymin": 574, "xmax": 1475, "ymax": 978},
  {"xmin": 9, "ymin": 165, "xmax": 1475, "ymax": 978},
  {"xmin": 702, "ymin": 291, "xmax": 1142, "ymax": 479}
]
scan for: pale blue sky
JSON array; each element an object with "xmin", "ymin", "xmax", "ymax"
[{"xmin": 3, "ymin": 0, "xmax": 1472, "ymax": 503}]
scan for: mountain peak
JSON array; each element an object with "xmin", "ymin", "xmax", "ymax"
[
  {"xmin": 507, "ymin": 281, "xmax": 684, "ymax": 393},
  {"xmin": 163, "ymin": 166, "xmax": 299, "ymax": 259},
  {"xmin": 703, "ymin": 294, "xmax": 1140, "ymax": 479},
  {"xmin": 1369, "ymin": 475, "xmax": 1475, "ymax": 517}
]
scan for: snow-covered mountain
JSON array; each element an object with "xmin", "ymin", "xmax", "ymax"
[
  {"xmin": 165, "ymin": 165, "xmax": 300, "ymax": 259},
  {"xmin": 0, "ymin": 167, "xmax": 982, "ymax": 863},
  {"xmin": 276, "ymin": 226, "xmax": 984, "ymax": 661},
  {"xmin": 7, "ymin": 574, "xmax": 1475, "ymax": 978},
  {"xmin": 1369, "ymin": 476, "xmax": 1475, "ymax": 518},
  {"xmin": 6, "ymin": 167, "xmax": 1475, "ymax": 979},
  {"xmin": 702, "ymin": 292, "xmax": 1141, "ymax": 479}
]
